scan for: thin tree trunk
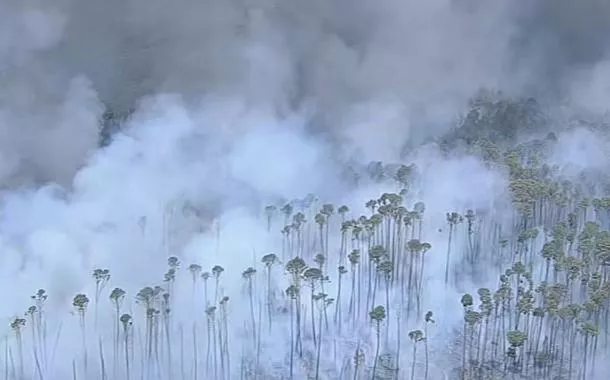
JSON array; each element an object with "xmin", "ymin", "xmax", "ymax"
[
  {"xmin": 371, "ymin": 323, "xmax": 380, "ymax": 380},
  {"xmin": 411, "ymin": 344, "xmax": 418, "ymax": 380},
  {"xmin": 445, "ymin": 225, "xmax": 453, "ymax": 286},
  {"xmin": 99, "ymin": 338, "xmax": 107, "ymax": 380},
  {"xmin": 315, "ymin": 305, "xmax": 323, "ymax": 380},
  {"xmin": 289, "ymin": 300, "xmax": 294, "ymax": 379}
]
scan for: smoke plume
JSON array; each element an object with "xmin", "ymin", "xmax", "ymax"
[{"xmin": 0, "ymin": 0, "xmax": 609, "ymax": 378}]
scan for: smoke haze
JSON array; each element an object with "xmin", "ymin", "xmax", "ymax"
[{"xmin": 0, "ymin": 0, "xmax": 609, "ymax": 378}]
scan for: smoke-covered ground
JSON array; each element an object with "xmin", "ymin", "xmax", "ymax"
[{"xmin": 1, "ymin": 0, "xmax": 610, "ymax": 379}]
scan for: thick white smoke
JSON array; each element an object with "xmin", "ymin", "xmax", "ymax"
[{"xmin": 0, "ymin": 0, "xmax": 609, "ymax": 379}]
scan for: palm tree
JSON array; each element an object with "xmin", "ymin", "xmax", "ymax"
[
  {"xmin": 369, "ymin": 305, "xmax": 386, "ymax": 380},
  {"xmin": 168, "ymin": 256, "xmax": 180, "ymax": 270},
  {"xmin": 366, "ymin": 200, "xmax": 378, "ymax": 215},
  {"xmin": 30, "ymin": 289, "xmax": 48, "ymax": 366},
  {"xmin": 303, "ymin": 267, "xmax": 323, "ymax": 346},
  {"xmin": 188, "ymin": 264, "xmax": 202, "ymax": 297},
  {"xmin": 12, "ymin": 145, "xmax": 610, "ymax": 380},
  {"xmin": 464, "ymin": 209, "xmax": 476, "ymax": 262},
  {"xmin": 218, "ymin": 296, "xmax": 230, "ymax": 380},
  {"xmin": 395, "ymin": 164, "xmax": 414, "ymax": 189},
  {"xmin": 353, "ymin": 343, "xmax": 365, "ymax": 380},
  {"xmin": 334, "ymin": 265, "xmax": 348, "ymax": 332},
  {"xmin": 92, "ymin": 269, "xmax": 111, "ymax": 330},
  {"xmin": 408, "ymin": 330, "xmax": 424, "ymax": 380},
  {"xmin": 109, "ymin": 287, "xmax": 126, "ymax": 377},
  {"xmin": 286, "ymin": 256, "xmax": 307, "ymax": 356},
  {"xmin": 348, "ymin": 250, "xmax": 361, "ymax": 326},
  {"xmin": 201, "ymin": 271, "xmax": 211, "ymax": 307},
  {"xmin": 368, "ymin": 245, "xmax": 386, "ymax": 310},
  {"xmin": 377, "ymin": 260, "xmax": 394, "ymax": 337},
  {"xmin": 460, "ymin": 294, "xmax": 473, "ymax": 376},
  {"xmin": 10, "ymin": 317, "xmax": 26, "ymax": 379},
  {"xmin": 205, "ymin": 306, "xmax": 218, "ymax": 379},
  {"xmin": 135, "ymin": 287, "xmax": 156, "ymax": 364},
  {"xmin": 265, "ymin": 205, "xmax": 277, "ymax": 232},
  {"xmin": 315, "ymin": 213, "xmax": 327, "ymax": 260},
  {"xmin": 424, "ymin": 311, "xmax": 435, "ymax": 380},
  {"xmin": 313, "ymin": 293, "xmax": 332, "ymax": 380},
  {"xmin": 579, "ymin": 322, "xmax": 599, "ymax": 380},
  {"xmin": 340, "ymin": 221, "xmax": 352, "ymax": 267},
  {"xmin": 413, "ymin": 202, "xmax": 425, "ymax": 239},
  {"xmin": 464, "ymin": 310, "xmax": 482, "ymax": 377},
  {"xmin": 281, "ymin": 226, "xmax": 292, "ymax": 260},
  {"xmin": 242, "ymin": 266, "xmax": 257, "ymax": 344},
  {"xmin": 406, "ymin": 239, "xmax": 422, "ymax": 319},
  {"xmin": 417, "ymin": 242, "xmax": 432, "ymax": 315},
  {"xmin": 161, "ymin": 292, "xmax": 173, "ymax": 380},
  {"xmin": 261, "ymin": 253, "xmax": 278, "ymax": 332},
  {"xmin": 476, "ymin": 288, "xmax": 492, "ymax": 369},
  {"xmin": 285, "ymin": 285, "xmax": 299, "ymax": 378},
  {"xmin": 27, "ymin": 288, "xmax": 48, "ymax": 373},
  {"xmin": 281, "ymin": 203, "xmax": 294, "ymax": 228},
  {"xmin": 338, "ymin": 205, "xmax": 350, "ymax": 222},
  {"xmin": 73, "ymin": 293, "xmax": 90, "ymax": 376},
  {"xmin": 26, "ymin": 305, "xmax": 43, "ymax": 378},
  {"xmin": 119, "ymin": 314, "xmax": 132, "ymax": 380},
  {"xmin": 166, "ymin": 256, "xmax": 180, "ymax": 306},
  {"xmin": 506, "ymin": 330, "xmax": 527, "ymax": 372},
  {"xmin": 212, "ymin": 265, "xmax": 224, "ymax": 304},
  {"xmin": 314, "ymin": 253, "xmax": 330, "ymax": 329},
  {"xmin": 445, "ymin": 212, "xmax": 464, "ymax": 286},
  {"xmin": 321, "ymin": 204, "xmax": 335, "ymax": 258},
  {"xmin": 292, "ymin": 212, "xmax": 307, "ymax": 257}
]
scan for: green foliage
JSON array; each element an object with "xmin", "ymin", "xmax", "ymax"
[
  {"xmin": 408, "ymin": 329, "xmax": 424, "ymax": 342},
  {"xmin": 369, "ymin": 305, "xmax": 386, "ymax": 323},
  {"xmin": 460, "ymin": 294, "xmax": 473, "ymax": 309},
  {"xmin": 73, "ymin": 294, "xmax": 90, "ymax": 312}
]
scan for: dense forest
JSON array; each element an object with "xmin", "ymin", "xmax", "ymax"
[{"xmin": 2, "ymin": 91, "xmax": 609, "ymax": 380}]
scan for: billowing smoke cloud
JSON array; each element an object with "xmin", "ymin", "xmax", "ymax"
[
  {"xmin": 0, "ymin": 4, "xmax": 102, "ymax": 187},
  {"xmin": 3, "ymin": 0, "xmax": 610, "ymax": 187},
  {"xmin": 0, "ymin": 0, "xmax": 529, "ymax": 188},
  {"xmin": 0, "ymin": 0, "xmax": 609, "ymax": 378}
]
